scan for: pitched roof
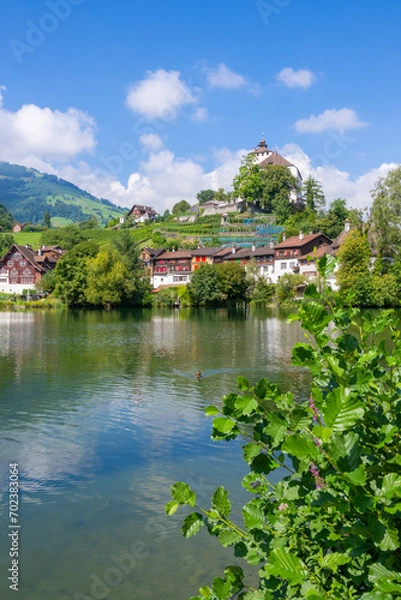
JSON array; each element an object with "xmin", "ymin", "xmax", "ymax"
[
  {"xmin": 155, "ymin": 250, "xmax": 192, "ymax": 260},
  {"xmin": 191, "ymin": 247, "xmax": 221, "ymax": 257},
  {"xmin": 300, "ymin": 244, "xmax": 333, "ymax": 259},
  {"xmin": 259, "ymin": 151, "xmax": 293, "ymax": 168},
  {"xmin": 274, "ymin": 233, "xmax": 332, "ymax": 250},
  {"xmin": 225, "ymin": 245, "xmax": 275, "ymax": 261}
]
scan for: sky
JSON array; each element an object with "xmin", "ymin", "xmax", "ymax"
[{"xmin": 0, "ymin": 0, "xmax": 400, "ymax": 214}]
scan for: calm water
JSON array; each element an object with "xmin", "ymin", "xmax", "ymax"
[{"xmin": 0, "ymin": 307, "xmax": 310, "ymax": 600}]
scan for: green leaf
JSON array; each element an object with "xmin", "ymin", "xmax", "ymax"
[
  {"xmin": 182, "ymin": 512, "xmax": 204, "ymax": 538},
  {"xmin": 165, "ymin": 500, "xmax": 179, "ymax": 515},
  {"xmin": 205, "ymin": 405, "xmax": 219, "ymax": 416},
  {"xmin": 212, "ymin": 576, "xmax": 232, "ymax": 600},
  {"xmin": 171, "ymin": 482, "xmax": 196, "ymax": 506},
  {"xmin": 323, "ymin": 387, "xmax": 364, "ymax": 432},
  {"xmin": 344, "ymin": 465, "xmax": 367, "ymax": 486},
  {"xmin": 218, "ymin": 529, "xmax": 242, "ymax": 547},
  {"xmin": 282, "ymin": 433, "xmax": 319, "ymax": 460},
  {"xmin": 292, "ymin": 342, "xmax": 316, "ymax": 366},
  {"xmin": 372, "ymin": 519, "xmax": 400, "ymax": 551},
  {"xmin": 263, "ymin": 414, "xmax": 287, "ymax": 447},
  {"xmin": 317, "ymin": 254, "xmax": 336, "ymax": 279},
  {"xmin": 199, "ymin": 586, "xmax": 212, "ymax": 598},
  {"xmin": 235, "ymin": 395, "xmax": 259, "ymax": 416},
  {"xmin": 212, "ymin": 486, "xmax": 231, "ymax": 517},
  {"xmin": 242, "ymin": 499, "xmax": 265, "ymax": 530},
  {"xmin": 212, "ymin": 417, "xmax": 235, "ymax": 434},
  {"xmin": 320, "ymin": 552, "xmax": 351, "ymax": 571},
  {"xmin": 237, "ymin": 376, "xmax": 249, "ymax": 391},
  {"xmin": 243, "ymin": 443, "xmax": 261, "ymax": 464},
  {"xmin": 264, "ymin": 547, "xmax": 306, "ymax": 585},
  {"xmin": 359, "ymin": 593, "xmax": 392, "ymax": 600},
  {"xmin": 381, "ymin": 473, "xmax": 401, "ymax": 499}
]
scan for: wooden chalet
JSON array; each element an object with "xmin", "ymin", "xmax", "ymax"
[
  {"xmin": 0, "ymin": 244, "xmax": 64, "ymax": 294},
  {"xmin": 127, "ymin": 204, "xmax": 158, "ymax": 223}
]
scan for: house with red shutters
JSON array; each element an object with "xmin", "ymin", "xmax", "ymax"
[
  {"xmin": 273, "ymin": 232, "xmax": 332, "ymax": 282},
  {"xmin": 0, "ymin": 244, "xmax": 64, "ymax": 294}
]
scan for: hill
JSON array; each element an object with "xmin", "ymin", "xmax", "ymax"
[{"xmin": 0, "ymin": 162, "xmax": 125, "ymax": 226}]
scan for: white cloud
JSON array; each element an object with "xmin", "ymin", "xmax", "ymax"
[
  {"xmin": 295, "ymin": 108, "xmax": 368, "ymax": 133},
  {"xmin": 139, "ymin": 133, "xmax": 163, "ymax": 151},
  {"xmin": 126, "ymin": 69, "xmax": 196, "ymax": 120},
  {"xmin": 0, "ymin": 87, "xmax": 96, "ymax": 165},
  {"xmin": 279, "ymin": 142, "xmax": 397, "ymax": 210},
  {"xmin": 191, "ymin": 107, "xmax": 209, "ymax": 122},
  {"xmin": 276, "ymin": 67, "xmax": 316, "ymax": 89},
  {"xmin": 205, "ymin": 63, "xmax": 248, "ymax": 89}
]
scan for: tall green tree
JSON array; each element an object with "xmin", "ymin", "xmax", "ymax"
[
  {"xmin": 187, "ymin": 264, "xmax": 226, "ymax": 306},
  {"xmin": 43, "ymin": 210, "xmax": 51, "ymax": 229},
  {"xmin": 196, "ymin": 190, "xmax": 215, "ymax": 205},
  {"xmin": 0, "ymin": 233, "xmax": 14, "ymax": 257},
  {"xmin": 317, "ymin": 198, "xmax": 349, "ymax": 239},
  {"xmin": 260, "ymin": 165, "xmax": 300, "ymax": 224},
  {"xmin": 233, "ymin": 154, "xmax": 265, "ymax": 205},
  {"xmin": 337, "ymin": 228, "xmax": 373, "ymax": 305},
  {"xmin": 85, "ymin": 245, "xmax": 135, "ymax": 307},
  {"xmin": 302, "ymin": 176, "xmax": 325, "ymax": 213},
  {"xmin": 172, "ymin": 200, "xmax": 191, "ymax": 215},
  {"xmin": 370, "ymin": 165, "xmax": 401, "ymax": 257},
  {"xmin": 53, "ymin": 241, "xmax": 99, "ymax": 305}
]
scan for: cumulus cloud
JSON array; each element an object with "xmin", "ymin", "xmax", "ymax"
[
  {"xmin": 191, "ymin": 107, "xmax": 209, "ymax": 122},
  {"xmin": 205, "ymin": 63, "xmax": 248, "ymax": 89},
  {"xmin": 295, "ymin": 108, "xmax": 368, "ymax": 133},
  {"xmin": 139, "ymin": 133, "xmax": 164, "ymax": 151},
  {"xmin": 279, "ymin": 142, "xmax": 397, "ymax": 210},
  {"xmin": 276, "ymin": 67, "xmax": 316, "ymax": 89},
  {"xmin": 0, "ymin": 87, "xmax": 96, "ymax": 165},
  {"xmin": 126, "ymin": 69, "xmax": 197, "ymax": 120}
]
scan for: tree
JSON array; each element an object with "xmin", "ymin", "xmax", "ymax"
[
  {"xmin": 41, "ymin": 224, "xmax": 86, "ymax": 251},
  {"xmin": 214, "ymin": 188, "xmax": 231, "ymax": 203},
  {"xmin": 219, "ymin": 263, "xmax": 248, "ymax": 304},
  {"xmin": 197, "ymin": 190, "xmax": 215, "ymax": 205},
  {"xmin": 0, "ymin": 233, "xmax": 14, "ymax": 257},
  {"xmin": 336, "ymin": 228, "xmax": 373, "ymax": 305},
  {"xmin": 302, "ymin": 176, "xmax": 325, "ymax": 213},
  {"xmin": 233, "ymin": 154, "xmax": 265, "ymax": 205},
  {"xmin": 370, "ymin": 165, "xmax": 401, "ymax": 257},
  {"xmin": 260, "ymin": 165, "xmax": 300, "ymax": 224},
  {"xmin": 53, "ymin": 241, "xmax": 100, "ymax": 305},
  {"xmin": 44, "ymin": 210, "xmax": 51, "ymax": 229},
  {"xmin": 172, "ymin": 200, "xmax": 191, "ymax": 215},
  {"xmin": 187, "ymin": 264, "xmax": 226, "ymax": 306},
  {"xmin": 275, "ymin": 272, "xmax": 306, "ymax": 304},
  {"xmin": 317, "ymin": 198, "xmax": 349, "ymax": 239},
  {"xmin": 167, "ymin": 256, "xmax": 401, "ymax": 599},
  {"xmin": 85, "ymin": 245, "xmax": 135, "ymax": 307}
]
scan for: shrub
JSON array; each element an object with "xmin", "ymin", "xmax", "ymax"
[{"xmin": 167, "ymin": 256, "xmax": 401, "ymax": 599}]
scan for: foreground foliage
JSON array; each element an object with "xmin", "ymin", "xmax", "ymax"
[{"xmin": 167, "ymin": 256, "xmax": 401, "ymax": 599}]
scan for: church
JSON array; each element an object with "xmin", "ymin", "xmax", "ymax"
[{"xmin": 250, "ymin": 136, "xmax": 303, "ymax": 204}]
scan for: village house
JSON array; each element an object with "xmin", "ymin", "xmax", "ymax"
[
  {"xmin": 0, "ymin": 244, "xmax": 63, "ymax": 294},
  {"xmin": 140, "ymin": 247, "xmax": 165, "ymax": 279},
  {"xmin": 273, "ymin": 232, "xmax": 332, "ymax": 282},
  {"xmin": 152, "ymin": 250, "xmax": 193, "ymax": 289},
  {"xmin": 224, "ymin": 243, "xmax": 276, "ymax": 282},
  {"xmin": 13, "ymin": 222, "xmax": 25, "ymax": 233},
  {"xmin": 127, "ymin": 204, "xmax": 158, "ymax": 223}
]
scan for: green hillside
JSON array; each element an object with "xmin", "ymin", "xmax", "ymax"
[{"xmin": 0, "ymin": 162, "xmax": 126, "ymax": 226}]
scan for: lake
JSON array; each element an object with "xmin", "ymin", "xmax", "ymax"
[{"xmin": 0, "ymin": 307, "xmax": 310, "ymax": 600}]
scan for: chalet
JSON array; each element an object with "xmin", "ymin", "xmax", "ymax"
[
  {"xmin": 273, "ymin": 232, "xmax": 332, "ymax": 282},
  {"xmin": 127, "ymin": 204, "xmax": 158, "ymax": 223},
  {"xmin": 13, "ymin": 223, "xmax": 25, "ymax": 233},
  {"xmin": 224, "ymin": 243, "xmax": 276, "ymax": 282},
  {"xmin": 191, "ymin": 247, "xmax": 222, "ymax": 271},
  {"xmin": 152, "ymin": 250, "xmax": 192, "ymax": 289},
  {"xmin": 0, "ymin": 244, "xmax": 64, "ymax": 294},
  {"xmin": 140, "ymin": 247, "xmax": 165, "ymax": 279}
]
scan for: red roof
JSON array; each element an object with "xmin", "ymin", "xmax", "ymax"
[{"xmin": 274, "ymin": 233, "xmax": 332, "ymax": 249}]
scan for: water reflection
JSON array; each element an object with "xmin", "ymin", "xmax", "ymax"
[{"xmin": 0, "ymin": 307, "xmax": 309, "ymax": 599}]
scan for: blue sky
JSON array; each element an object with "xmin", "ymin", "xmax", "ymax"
[{"xmin": 0, "ymin": 0, "xmax": 400, "ymax": 212}]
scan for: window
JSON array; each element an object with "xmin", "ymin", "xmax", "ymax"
[
  {"xmin": 155, "ymin": 267, "xmax": 167, "ymax": 273},
  {"xmin": 279, "ymin": 251, "xmax": 284, "ymax": 257},
  {"xmin": 7, "ymin": 260, "xmax": 13, "ymax": 267},
  {"xmin": 196, "ymin": 256, "xmax": 200, "ymax": 262},
  {"xmin": 290, "ymin": 262, "xmax": 295, "ymax": 268},
  {"xmin": 19, "ymin": 260, "xmax": 27, "ymax": 267},
  {"xmin": 280, "ymin": 262, "xmax": 287, "ymax": 270},
  {"xmin": 173, "ymin": 276, "xmax": 187, "ymax": 282}
]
